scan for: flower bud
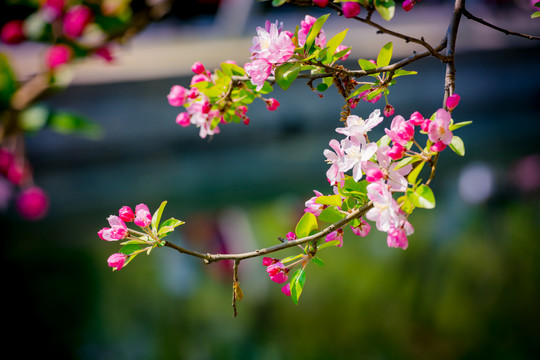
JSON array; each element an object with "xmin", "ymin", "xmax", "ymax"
[
  {"xmin": 387, "ymin": 143, "xmax": 406, "ymax": 160},
  {"xmin": 409, "ymin": 111, "xmax": 424, "ymax": 126},
  {"xmin": 313, "ymin": 0, "xmax": 329, "ymax": 8},
  {"xmin": 134, "ymin": 203, "xmax": 152, "ymax": 227},
  {"xmin": 167, "ymin": 85, "xmax": 188, "ymax": 107},
  {"xmin": 191, "ymin": 61, "xmax": 206, "ymax": 74},
  {"xmin": 281, "ymin": 283, "xmax": 291, "ymax": 296},
  {"xmin": 63, "ymin": 5, "xmax": 93, "ymax": 38},
  {"xmin": 365, "ymin": 167, "xmax": 384, "ymax": 183},
  {"xmin": 176, "ymin": 112, "xmax": 191, "ymax": 127},
  {"xmin": 1, "ymin": 20, "xmax": 25, "ymax": 45},
  {"xmin": 266, "ymin": 98, "xmax": 280, "ymax": 111},
  {"xmin": 342, "ymin": 2, "xmax": 361, "ymax": 18},
  {"xmin": 107, "ymin": 253, "xmax": 127, "ymax": 271},
  {"xmin": 45, "ymin": 44, "xmax": 72, "ymax": 70},
  {"xmin": 430, "ymin": 140, "xmax": 447, "ymax": 152},
  {"xmin": 16, "ymin": 186, "xmax": 49, "ymax": 221},
  {"xmin": 263, "ymin": 257, "xmax": 279, "ymax": 266},
  {"xmin": 119, "ymin": 206, "xmax": 135, "ymax": 222},
  {"xmin": 402, "ymin": 0, "xmax": 415, "ymax": 12},
  {"xmin": 384, "ymin": 104, "xmax": 395, "ymax": 117},
  {"xmin": 286, "ymin": 231, "xmax": 297, "ymax": 241},
  {"xmin": 446, "ymin": 93, "xmax": 460, "ymax": 111}
]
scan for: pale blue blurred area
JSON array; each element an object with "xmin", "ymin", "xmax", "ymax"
[{"xmin": 2, "ymin": 1, "xmax": 540, "ymax": 359}]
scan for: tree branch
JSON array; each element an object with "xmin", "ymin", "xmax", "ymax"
[{"xmin": 462, "ymin": 8, "xmax": 540, "ymax": 41}]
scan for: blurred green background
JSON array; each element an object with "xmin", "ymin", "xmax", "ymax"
[{"xmin": 2, "ymin": 1, "xmax": 540, "ymax": 359}]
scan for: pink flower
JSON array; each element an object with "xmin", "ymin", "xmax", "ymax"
[
  {"xmin": 250, "ymin": 20, "xmax": 295, "ymax": 64},
  {"xmin": 176, "ymin": 112, "xmax": 191, "ymax": 127},
  {"xmin": 314, "ymin": 0, "xmax": 329, "ymax": 7},
  {"xmin": 335, "ymin": 45, "xmax": 351, "ymax": 60},
  {"xmin": 244, "ymin": 58, "xmax": 272, "ymax": 91},
  {"xmin": 430, "ymin": 140, "xmax": 447, "ymax": 152},
  {"xmin": 1, "ymin": 20, "xmax": 25, "ymax": 45},
  {"xmin": 335, "ymin": 109, "xmax": 383, "ymax": 139},
  {"xmin": 351, "ymin": 218, "xmax": 371, "ymax": 237},
  {"xmin": 385, "ymin": 115, "xmax": 415, "ymax": 146},
  {"xmin": 267, "ymin": 262, "xmax": 288, "ymax": 284},
  {"xmin": 366, "ymin": 181, "xmax": 401, "ymax": 232},
  {"xmin": 362, "ymin": 145, "xmax": 411, "ymax": 191},
  {"xmin": 266, "ymin": 98, "xmax": 280, "ymax": 111},
  {"xmin": 286, "ymin": 231, "xmax": 297, "ymax": 241},
  {"xmin": 386, "ymin": 220, "xmax": 413, "ymax": 250},
  {"xmin": 358, "ymin": 88, "xmax": 383, "ymax": 104},
  {"xmin": 107, "ymin": 253, "xmax": 127, "ymax": 271},
  {"xmin": 339, "ymin": 136, "xmax": 378, "ymax": 182},
  {"xmin": 387, "ymin": 143, "xmax": 405, "ymax": 160},
  {"xmin": 45, "ymin": 44, "xmax": 72, "ymax": 70},
  {"xmin": 63, "ymin": 5, "xmax": 93, "ymax": 38},
  {"xmin": 191, "ymin": 61, "xmax": 206, "ymax": 75},
  {"xmin": 305, "ymin": 190, "xmax": 325, "ymax": 216},
  {"xmin": 94, "ymin": 46, "xmax": 114, "ymax": 62},
  {"xmin": 409, "ymin": 111, "xmax": 424, "ymax": 126},
  {"xmin": 134, "ymin": 203, "xmax": 152, "ymax": 227},
  {"xmin": 446, "ymin": 93, "xmax": 460, "ymax": 111},
  {"xmin": 326, "ymin": 228, "xmax": 344, "ymax": 247},
  {"xmin": 119, "ymin": 206, "xmax": 135, "ymax": 222},
  {"xmin": 428, "ymin": 108, "xmax": 453, "ymax": 146},
  {"xmin": 402, "ymin": 0, "xmax": 415, "ymax": 12},
  {"xmin": 342, "ymin": 2, "xmax": 361, "ymax": 18},
  {"xmin": 384, "ymin": 104, "xmax": 395, "ymax": 117},
  {"xmin": 365, "ymin": 167, "xmax": 384, "ymax": 183},
  {"xmin": 167, "ymin": 85, "xmax": 188, "ymax": 107},
  {"xmin": 298, "ymin": 15, "xmax": 326, "ymax": 48},
  {"xmin": 190, "ymin": 74, "xmax": 210, "ymax": 86},
  {"xmin": 188, "ymin": 87, "xmax": 199, "ymax": 99},
  {"xmin": 42, "ymin": 0, "xmax": 65, "ymax": 20},
  {"xmin": 16, "ymin": 187, "xmax": 49, "ymax": 221},
  {"xmin": 263, "ymin": 257, "xmax": 279, "ymax": 266},
  {"xmin": 98, "ymin": 215, "xmax": 128, "ymax": 241},
  {"xmin": 324, "ymin": 139, "xmax": 346, "ymax": 186},
  {"xmin": 281, "ymin": 283, "xmax": 291, "ymax": 296}
]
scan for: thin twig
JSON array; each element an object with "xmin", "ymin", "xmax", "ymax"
[{"xmin": 462, "ymin": 8, "xmax": 540, "ymax": 41}]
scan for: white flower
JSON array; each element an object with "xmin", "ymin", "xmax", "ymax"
[{"xmin": 335, "ymin": 109, "xmax": 384, "ymax": 139}]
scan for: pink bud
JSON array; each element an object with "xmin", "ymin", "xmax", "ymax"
[
  {"xmin": 167, "ymin": 85, "xmax": 188, "ymax": 107},
  {"xmin": 45, "ymin": 44, "xmax": 72, "ymax": 70},
  {"xmin": 384, "ymin": 104, "xmax": 395, "ymax": 117},
  {"xmin": 402, "ymin": 0, "xmax": 415, "ymax": 12},
  {"xmin": 63, "ymin": 5, "xmax": 93, "ymax": 38},
  {"xmin": 342, "ymin": 2, "xmax": 361, "ymax": 18},
  {"xmin": 365, "ymin": 167, "xmax": 384, "ymax": 183},
  {"xmin": 387, "ymin": 143, "xmax": 406, "ymax": 160},
  {"xmin": 281, "ymin": 283, "xmax": 291, "ymax": 296},
  {"xmin": 313, "ymin": 0, "xmax": 329, "ymax": 7},
  {"xmin": 351, "ymin": 218, "xmax": 371, "ymax": 237},
  {"xmin": 191, "ymin": 62, "xmax": 206, "ymax": 74},
  {"xmin": 262, "ymin": 257, "xmax": 278, "ymax": 266},
  {"xmin": 107, "ymin": 253, "xmax": 127, "ymax": 271},
  {"xmin": 0, "ymin": 148, "xmax": 13, "ymax": 174},
  {"xmin": 16, "ymin": 186, "xmax": 49, "ymax": 221},
  {"xmin": 119, "ymin": 206, "xmax": 135, "ymax": 222},
  {"xmin": 94, "ymin": 46, "xmax": 114, "ymax": 62},
  {"xmin": 134, "ymin": 203, "xmax": 152, "ymax": 227},
  {"xmin": 430, "ymin": 140, "xmax": 447, "ymax": 152},
  {"xmin": 266, "ymin": 98, "xmax": 280, "ymax": 111},
  {"xmin": 1, "ymin": 20, "xmax": 25, "ymax": 45},
  {"xmin": 409, "ymin": 111, "xmax": 424, "ymax": 126},
  {"xmin": 176, "ymin": 112, "xmax": 191, "ymax": 127},
  {"xmin": 420, "ymin": 119, "xmax": 431, "ymax": 132},
  {"xmin": 190, "ymin": 74, "xmax": 209, "ymax": 86},
  {"xmin": 7, "ymin": 161, "xmax": 26, "ymax": 185},
  {"xmin": 335, "ymin": 45, "xmax": 351, "ymax": 60},
  {"xmin": 446, "ymin": 93, "xmax": 460, "ymax": 111},
  {"xmin": 286, "ymin": 231, "xmax": 297, "ymax": 241}
]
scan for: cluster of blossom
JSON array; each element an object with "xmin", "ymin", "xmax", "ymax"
[
  {"xmin": 261, "ymin": 231, "xmax": 301, "ymax": 297},
  {"xmin": 0, "ymin": 147, "xmax": 48, "ymax": 220},
  {"xmin": 0, "ymin": 0, "xmax": 117, "ymax": 69},
  {"xmin": 98, "ymin": 203, "xmax": 153, "ymax": 271}
]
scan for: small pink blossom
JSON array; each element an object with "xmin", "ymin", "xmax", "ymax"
[
  {"xmin": 1, "ymin": 20, "xmax": 25, "ymax": 45},
  {"xmin": 365, "ymin": 167, "xmax": 384, "ymax": 183},
  {"xmin": 402, "ymin": 0, "xmax": 415, "ymax": 12},
  {"xmin": 313, "ymin": 0, "xmax": 329, "ymax": 7},
  {"xmin": 281, "ymin": 283, "xmax": 291, "ymax": 296},
  {"xmin": 409, "ymin": 111, "xmax": 424, "ymax": 126},
  {"xmin": 446, "ymin": 93, "xmax": 460, "ymax": 111},
  {"xmin": 187, "ymin": 87, "xmax": 199, "ymax": 99},
  {"xmin": 250, "ymin": 20, "xmax": 295, "ymax": 64},
  {"xmin": 45, "ymin": 44, "xmax": 72, "ymax": 70},
  {"xmin": 134, "ymin": 203, "xmax": 152, "ymax": 227},
  {"xmin": 362, "ymin": 145, "xmax": 411, "ymax": 191},
  {"xmin": 191, "ymin": 61, "xmax": 206, "ymax": 74},
  {"xmin": 167, "ymin": 85, "xmax": 188, "ymax": 107},
  {"xmin": 298, "ymin": 15, "xmax": 326, "ymax": 48},
  {"xmin": 324, "ymin": 139, "xmax": 346, "ymax": 186},
  {"xmin": 119, "ymin": 206, "xmax": 135, "ymax": 222},
  {"xmin": 428, "ymin": 108, "xmax": 453, "ymax": 146},
  {"xmin": 342, "ymin": 2, "xmax": 361, "ymax": 18},
  {"xmin": 267, "ymin": 262, "xmax": 288, "ymax": 284},
  {"xmin": 325, "ymin": 228, "xmax": 344, "ymax": 247},
  {"xmin": 420, "ymin": 119, "xmax": 431, "ymax": 132},
  {"xmin": 366, "ymin": 181, "xmax": 401, "ymax": 232},
  {"xmin": 176, "ymin": 112, "xmax": 191, "ymax": 127},
  {"xmin": 386, "ymin": 220, "xmax": 414, "ymax": 249},
  {"xmin": 94, "ymin": 45, "xmax": 114, "ymax": 62},
  {"xmin": 107, "ymin": 253, "xmax": 127, "ymax": 271},
  {"xmin": 286, "ymin": 232, "xmax": 297, "ymax": 241},
  {"xmin": 351, "ymin": 218, "xmax": 371, "ymax": 237},
  {"xmin": 335, "ymin": 45, "xmax": 351, "ymax": 60},
  {"xmin": 244, "ymin": 58, "xmax": 272, "ymax": 91},
  {"xmin": 387, "ymin": 143, "xmax": 406, "ymax": 160},
  {"xmin": 385, "ymin": 115, "xmax": 415, "ymax": 146},
  {"xmin": 190, "ymin": 74, "xmax": 210, "ymax": 86},
  {"xmin": 263, "ymin": 257, "xmax": 279, "ymax": 266},
  {"xmin": 384, "ymin": 104, "xmax": 395, "ymax": 117},
  {"xmin": 335, "ymin": 109, "xmax": 383, "ymax": 139},
  {"xmin": 358, "ymin": 88, "xmax": 383, "ymax": 104},
  {"xmin": 430, "ymin": 140, "xmax": 447, "ymax": 152},
  {"xmin": 99, "ymin": 215, "xmax": 128, "ymax": 241},
  {"xmin": 305, "ymin": 190, "xmax": 325, "ymax": 216},
  {"xmin": 266, "ymin": 98, "xmax": 280, "ymax": 111},
  {"xmin": 63, "ymin": 5, "xmax": 93, "ymax": 38},
  {"xmin": 16, "ymin": 186, "xmax": 49, "ymax": 221}
]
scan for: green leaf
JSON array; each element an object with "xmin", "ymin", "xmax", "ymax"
[
  {"xmin": 532, "ymin": 11, "xmax": 540, "ymax": 18},
  {"xmin": 377, "ymin": 42, "xmax": 393, "ymax": 68},
  {"xmin": 394, "ymin": 155, "xmax": 421, "ymax": 170},
  {"xmin": 397, "ymin": 194, "xmax": 415, "ymax": 214},
  {"xmin": 316, "ymin": 83, "xmax": 329, "ymax": 92},
  {"xmin": 274, "ymin": 62, "xmax": 301, "ymax": 91},
  {"xmin": 449, "ymin": 121, "xmax": 472, "ymax": 131},
  {"xmin": 47, "ymin": 111, "xmax": 103, "ymax": 139},
  {"xmin": 290, "ymin": 268, "xmax": 306, "ymax": 305},
  {"xmin": 408, "ymin": 184, "xmax": 436, "ymax": 209},
  {"xmin": 374, "ymin": 0, "xmax": 395, "ymax": 21},
  {"xmin": 325, "ymin": 29, "xmax": 348, "ymax": 62},
  {"xmin": 0, "ymin": 53, "xmax": 16, "ymax": 111},
  {"xmin": 315, "ymin": 194, "xmax": 342, "ymax": 207},
  {"xmin": 449, "ymin": 135, "xmax": 465, "ymax": 156},
  {"xmin": 305, "ymin": 14, "xmax": 330, "ymax": 52},
  {"xmin": 281, "ymin": 254, "xmax": 303, "ymax": 264},
  {"xmin": 151, "ymin": 201, "xmax": 167, "ymax": 231},
  {"xmin": 295, "ymin": 212, "xmax": 319, "ymax": 239},
  {"xmin": 358, "ymin": 58, "xmax": 377, "ymax": 71},
  {"xmin": 317, "ymin": 239, "xmax": 341, "ymax": 250},
  {"xmin": 158, "ymin": 217, "xmax": 185, "ymax": 237},
  {"xmin": 221, "ymin": 62, "xmax": 245, "ymax": 77},
  {"xmin": 393, "ymin": 69, "xmax": 417, "ymax": 78},
  {"xmin": 311, "ymin": 257, "xmax": 325, "ymax": 267},
  {"xmin": 318, "ymin": 206, "xmax": 346, "ymax": 224},
  {"xmin": 366, "ymin": 87, "xmax": 384, "ymax": 101},
  {"xmin": 347, "ymin": 83, "xmax": 372, "ymax": 100},
  {"xmin": 120, "ymin": 244, "xmax": 142, "ymax": 256},
  {"xmin": 272, "ymin": 0, "xmax": 287, "ymax": 6},
  {"xmin": 407, "ymin": 161, "xmax": 425, "ymax": 185}
]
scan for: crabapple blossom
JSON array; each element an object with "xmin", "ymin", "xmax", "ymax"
[
  {"xmin": 366, "ymin": 181, "xmax": 402, "ymax": 232},
  {"xmin": 244, "ymin": 58, "xmax": 272, "ymax": 91},
  {"xmin": 428, "ymin": 108, "xmax": 453, "ymax": 149},
  {"xmin": 167, "ymin": 85, "xmax": 188, "ymax": 107},
  {"xmin": 402, "ymin": 0, "xmax": 415, "ymax": 12},
  {"xmin": 63, "ymin": 5, "xmax": 93, "ymax": 38},
  {"xmin": 446, "ymin": 93, "xmax": 461, "ymax": 111},
  {"xmin": 263, "ymin": 257, "xmax": 279, "ymax": 266},
  {"xmin": 324, "ymin": 139, "xmax": 346, "ymax": 186},
  {"xmin": 357, "ymin": 88, "xmax": 383, "ymax": 104},
  {"xmin": 250, "ymin": 20, "xmax": 295, "ymax": 64},
  {"xmin": 338, "ymin": 136, "xmax": 378, "ymax": 182},
  {"xmin": 1, "ymin": 20, "xmax": 25, "ymax": 45},
  {"xmin": 286, "ymin": 232, "xmax": 297, "ymax": 241},
  {"xmin": 298, "ymin": 15, "xmax": 326, "ymax": 48},
  {"xmin": 385, "ymin": 115, "xmax": 415, "ymax": 146},
  {"xmin": 342, "ymin": 2, "xmax": 362, "ymax": 18},
  {"xmin": 281, "ymin": 283, "xmax": 291, "ymax": 296},
  {"xmin": 326, "ymin": 228, "xmax": 344, "ymax": 247},
  {"xmin": 119, "ymin": 206, "xmax": 135, "ymax": 222},
  {"xmin": 191, "ymin": 61, "xmax": 206, "ymax": 75},
  {"xmin": 98, "ymin": 215, "xmax": 128, "ymax": 241},
  {"xmin": 314, "ymin": 0, "xmax": 329, "ymax": 7},
  {"xmin": 134, "ymin": 203, "xmax": 152, "ymax": 227},
  {"xmin": 387, "ymin": 143, "xmax": 406, "ymax": 160},
  {"xmin": 267, "ymin": 262, "xmax": 288, "ymax": 284},
  {"xmin": 305, "ymin": 190, "xmax": 325, "ymax": 216},
  {"xmin": 45, "ymin": 44, "xmax": 72, "ymax": 69},
  {"xmin": 335, "ymin": 109, "xmax": 384, "ymax": 139},
  {"xmin": 362, "ymin": 145, "xmax": 412, "ymax": 191},
  {"xmin": 384, "ymin": 104, "xmax": 395, "ymax": 117},
  {"xmin": 16, "ymin": 186, "xmax": 49, "ymax": 221},
  {"xmin": 176, "ymin": 112, "xmax": 191, "ymax": 127},
  {"xmin": 266, "ymin": 98, "xmax": 280, "ymax": 111},
  {"xmin": 107, "ymin": 253, "xmax": 127, "ymax": 271},
  {"xmin": 351, "ymin": 218, "xmax": 371, "ymax": 237},
  {"xmin": 386, "ymin": 220, "xmax": 414, "ymax": 250},
  {"xmin": 335, "ymin": 45, "xmax": 352, "ymax": 60}
]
